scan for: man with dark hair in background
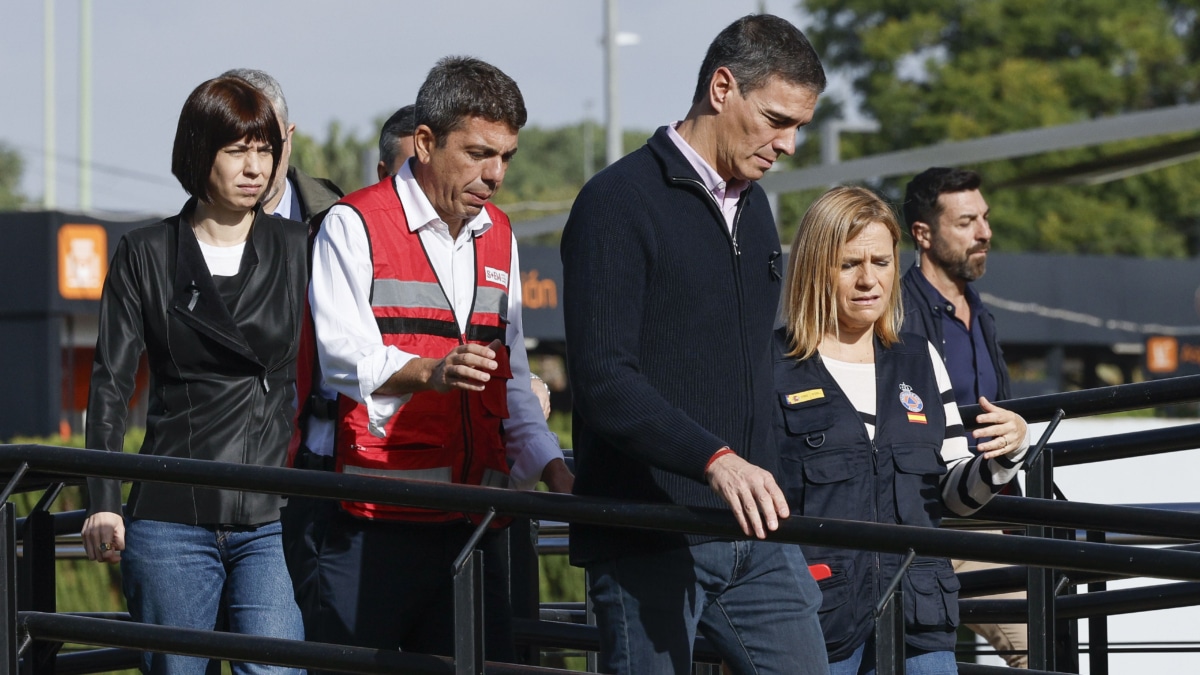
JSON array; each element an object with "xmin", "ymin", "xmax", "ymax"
[
  {"xmin": 902, "ymin": 167, "xmax": 1029, "ymax": 668},
  {"xmin": 308, "ymin": 56, "xmax": 572, "ymax": 663},
  {"xmin": 376, "ymin": 104, "xmax": 416, "ymax": 181},
  {"xmin": 562, "ymin": 14, "xmax": 830, "ymax": 674}
]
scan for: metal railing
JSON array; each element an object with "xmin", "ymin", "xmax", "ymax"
[{"xmin": 1, "ymin": 372, "xmax": 1199, "ymax": 673}]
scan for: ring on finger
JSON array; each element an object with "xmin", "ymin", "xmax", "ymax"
[{"xmin": 98, "ymin": 542, "xmax": 111, "ymax": 552}]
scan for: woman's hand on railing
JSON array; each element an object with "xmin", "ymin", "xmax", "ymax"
[
  {"xmin": 81, "ymin": 511, "xmax": 125, "ymax": 564},
  {"xmin": 972, "ymin": 397, "xmax": 1029, "ymax": 460}
]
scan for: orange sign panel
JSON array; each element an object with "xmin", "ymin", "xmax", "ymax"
[
  {"xmin": 1145, "ymin": 336, "xmax": 1178, "ymax": 374},
  {"xmin": 58, "ymin": 224, "xmax": 108, "ymax": 300}
]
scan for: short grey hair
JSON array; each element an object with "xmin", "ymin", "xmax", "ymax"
[{"xmin": 221, "ymin": 68, "xmax": 288, "ymax": 125}]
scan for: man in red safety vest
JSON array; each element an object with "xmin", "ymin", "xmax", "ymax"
[{"xmin": 305, "ymin": 55, "xmax": 572, "ymax": 664}]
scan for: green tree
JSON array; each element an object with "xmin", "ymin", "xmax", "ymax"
[
  {"xmin": 291, "ymin": 121, "xmax": 372, "ymax": 195},
  {"xmin": 0, "ymin": 142, "xmax": 25, "ymax": 210},
  {"xmin": 795, "ymin": 0, "xmax": 1200, "ymax": 255}
]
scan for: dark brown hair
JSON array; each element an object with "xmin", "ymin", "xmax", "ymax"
[
  {"xmin": 171, "ymin": 77, "xmax": 283, "ymax": 202},
  {"xmin": 692, "ymin": 14, "xmax": 826, "ymax": 105}
]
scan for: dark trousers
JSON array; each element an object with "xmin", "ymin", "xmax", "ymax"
[{"xmin": 283, "ymin": 503, "xmax": 515, "ymax": 665}]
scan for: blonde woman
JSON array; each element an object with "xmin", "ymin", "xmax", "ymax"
[{"xmin": 773, "ymin": 186, "xmax": 1028, "ymax": 674}]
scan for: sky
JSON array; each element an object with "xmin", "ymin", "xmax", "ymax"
[{"xmin": 0, "ymin": 0, "xmax": 843, "ymax": 217}]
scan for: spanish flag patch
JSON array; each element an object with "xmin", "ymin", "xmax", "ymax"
[
  {"xmin": 907, "ymin": 412, "xmax": 928, "ymax": 424},
  {"xmin": 786, "ymin": 388, "xmax": 824, "ymax": 404}
]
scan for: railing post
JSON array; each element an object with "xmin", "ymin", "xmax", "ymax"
[
  {"xmin": 508, "ymin": 518, "xmax": 540, "ymax": 665},
  {"xmin": 1025, "ymin": 410, "xmax": 1064, "ymax": 671},
  {"xmin": 454, "ymin": 509, "xmax": 496, "ymax": 675},
  {"xmin": 21, "ymin": 486, "xmax": 62, "ymax": 675},
  {"xmin": 585, "ymin": 570, "xmax": 598, "ymax": 673},
  {"xmin": 1086, "ymin": 529, "xmax": 1108, "ymax": 675},
  {"xmin": 0, "ymin": 502, "xmax": 17, "ymax": 675},
  {"xmin": 875, "ymin": 549, "xmax": 915, "ymax": 675}
]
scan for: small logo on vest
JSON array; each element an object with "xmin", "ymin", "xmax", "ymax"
[
  {"xmin": 786, "ymin": 388, "xmax": 824, "ymax": 405},
  {"xmin": 485, "ymin": 267, "xmax": 508, "ymax": 287},
  {"xmin": 899, "ymin": 383, "xmax": 927, "ymax": 423}
]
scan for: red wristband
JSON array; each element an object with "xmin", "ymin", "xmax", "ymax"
[{"xmin": 705, "ymin": 447, "xmax": 736, "ymax": 473}]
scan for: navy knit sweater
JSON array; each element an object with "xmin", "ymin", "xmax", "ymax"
[{"xmin": 561, "ymin": 127, "xmax": 785, "ymax": 565}]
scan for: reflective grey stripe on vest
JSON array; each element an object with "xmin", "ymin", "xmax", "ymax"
[
  {"xmin": 480, "ymin": 469, "xmax": 510, "ymax": 489},
  {"xmin": 475, "ymin": 286, "xmax": 509, "ymax": 324},
  {"xmin": 341, "ymin": 464, "xmax": 509, "ymax": 489},
  {"xmin": 371, "ymin": 279, "xmax": 451, "ymax": 311}
]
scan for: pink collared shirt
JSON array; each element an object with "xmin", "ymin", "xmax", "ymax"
[{"xmin": 666, "ymin": 122, "xmax": 748, "ymax": 234}]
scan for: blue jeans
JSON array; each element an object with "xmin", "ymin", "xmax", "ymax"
[
  {"xmin": 587, "ymin": 540, "xmax": 829, "ymax": 675},
  {"xmin": 121, "ymin": 519, "xmax": 304, "ymax": 675},
  {"xmin": 829, "ymin": 638, "xmax": 958, "ymax": 675}
]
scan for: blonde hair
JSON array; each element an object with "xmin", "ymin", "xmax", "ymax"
[{"xmin": 783, "ymin": 186, "xmax": 904, "ymax": 359}]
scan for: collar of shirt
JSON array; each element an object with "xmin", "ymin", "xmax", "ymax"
[
  {"xmin": 666, "ymin": 122, "xmax": 748, "ymax": 230},
  {"xmin": 914, "ymin": 268, "xmax": 984, "ymax": 317},
  {"xmin": 271, "ymin": 176, "xmax": 295, "ymax": 220},
  {"xmin": 393, "ymin": 159, "xmax": 493, "ymax": 242}
]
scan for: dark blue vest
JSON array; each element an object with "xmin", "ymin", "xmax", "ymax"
[{"xmin": 773, "ymin": 329, "xmax": 961, "ymax": 660}]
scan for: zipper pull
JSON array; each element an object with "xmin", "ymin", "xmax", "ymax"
[
  {"xmin": 187, "ymin": 287, "xmax": 200, "ymax": 311},
  {"xmin": 261, "ymin": 375, "xmax": 270, "ymax": 393}
]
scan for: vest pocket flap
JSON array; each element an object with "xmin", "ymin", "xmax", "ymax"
[
  {"xmin": 903, "ymin": 558, "xmax": 960, "ymax": 629},
  {"xmin": 779, "ymin": 393, "xmax": 835, "ymax": 436},
  {"xmin": 802, "ymin": 450, "xmax": 867, "ymax": 484},
  {"xmin": 813, "ymin": 556, "xmax": 859, "ymax": 647},
  {"xmin": 891, "ymin": 443, "xmax": 947, "ymax": 476},
  {"xmin": 815, "ymin": 557, "xmax": 854, "ymax": 611}
]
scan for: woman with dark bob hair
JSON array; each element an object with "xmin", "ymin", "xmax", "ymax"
[
  {"xmin": 81, "ymin": 76, "xmax": 306, "ymax": 674},
  {"xmin": 774, "ymin": 186, "xmax": 1028, "ymax": 674}
]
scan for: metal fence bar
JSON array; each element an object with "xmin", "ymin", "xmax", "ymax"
[
  {"xmin": 960, "ymin": 581, "xmax": 1200, "ymax": 622},
  {"xmin": 1052, "ymin": 422, "xmax": 1200, "ymax": 467},
  {"xmin": 1026, "ymin": 429, "xmax": 1056, "ymax": 671},
  {"xmin": 5, "ymin": 446, "xmax": 1200, "ymax": 583},
  {"xmin": 959, "ymin": 373, "xmax": 1200, "ymax": 424},
  {"xmin": 976, "ymin": 496, "xmax": 1200, "ymax": 540},
  {"xmin": 18, "ymin": 612, "xmax": 572, "ymax": 675},
  {"xmin": 1, "ymin": 503, "xmax": 17, "ymax": 675},
  {"xmin": 873, "ymin": 549, "xmax": 915, "ymax": 675},
  {"xmin": 453, "ymin": 509, "xmax": 495, "ymax": 675},
  {"xmin": 1087, "ymin": 530, "xmax": 1109, "ymax": 675}
]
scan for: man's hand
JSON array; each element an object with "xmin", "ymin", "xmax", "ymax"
[
  {"xmin": 376, "ymin": 339, "xmax": 503, "ymax": 397},
  {"xmin": 428, "ymin": 339, "xmax": 501, "ymax": 393},
  {"xmin": 705, "ymin": 451, "xmax": 790, "ymax": 539},
  {"xmin": 81, "ymin": 512, "xmax": 125, "ymax": 564},
  {"xmin": 539, "ymin": 457, "xmax": 575, "ymax": 494}
]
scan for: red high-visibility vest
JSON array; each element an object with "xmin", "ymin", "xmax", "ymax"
[{"xmin": 334, "ymin": 180, "xmax": 513, "ymax": 521}]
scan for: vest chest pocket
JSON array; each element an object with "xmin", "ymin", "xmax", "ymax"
[
  {"xmin": 891, "ymin": 443, "xmax": 947, "ymax": 526},
  {"xmin": 902, "ymin": 557, "xmax": 961, "ymax": 631},
  {"xmin": 778, "ymin": 391, "xmax": 835, "ymax": 443}
]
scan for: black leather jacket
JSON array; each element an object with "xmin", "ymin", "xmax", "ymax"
[{"xmin": 85, "ymin": 201, "xmax": 308, "ymax": 525}]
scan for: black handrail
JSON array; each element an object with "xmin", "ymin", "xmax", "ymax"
[
  {"xmin": 959, "ymin": 373, "xmax": 1200, "ymax": 424},
  {"xmin": 960, "ymin": 581, "xmax": 1200, "ymax": 623},
  {"xmin": 18, "ymin": 612, "xmax": 568, "ymax": 675},
  {"xmin": 1051, "ymin": 422, "xmax": 1200, "ymax": 466},
  {"xmin": 976, "ymin": 495, "xmax": 1200, "ymax": 540},
  {"xmin": 4, "ymin": 445, "xmax": 1200, "ymax": 582}
]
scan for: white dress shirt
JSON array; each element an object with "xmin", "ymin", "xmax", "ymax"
[{"xmin": 309, "ymin": 161, "xmax": 563, "ymax": 490}]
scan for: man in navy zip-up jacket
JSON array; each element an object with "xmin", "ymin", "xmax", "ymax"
[{"xmin": 562, "ymin": 14, "xmax": 830, "ymax": 675}]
